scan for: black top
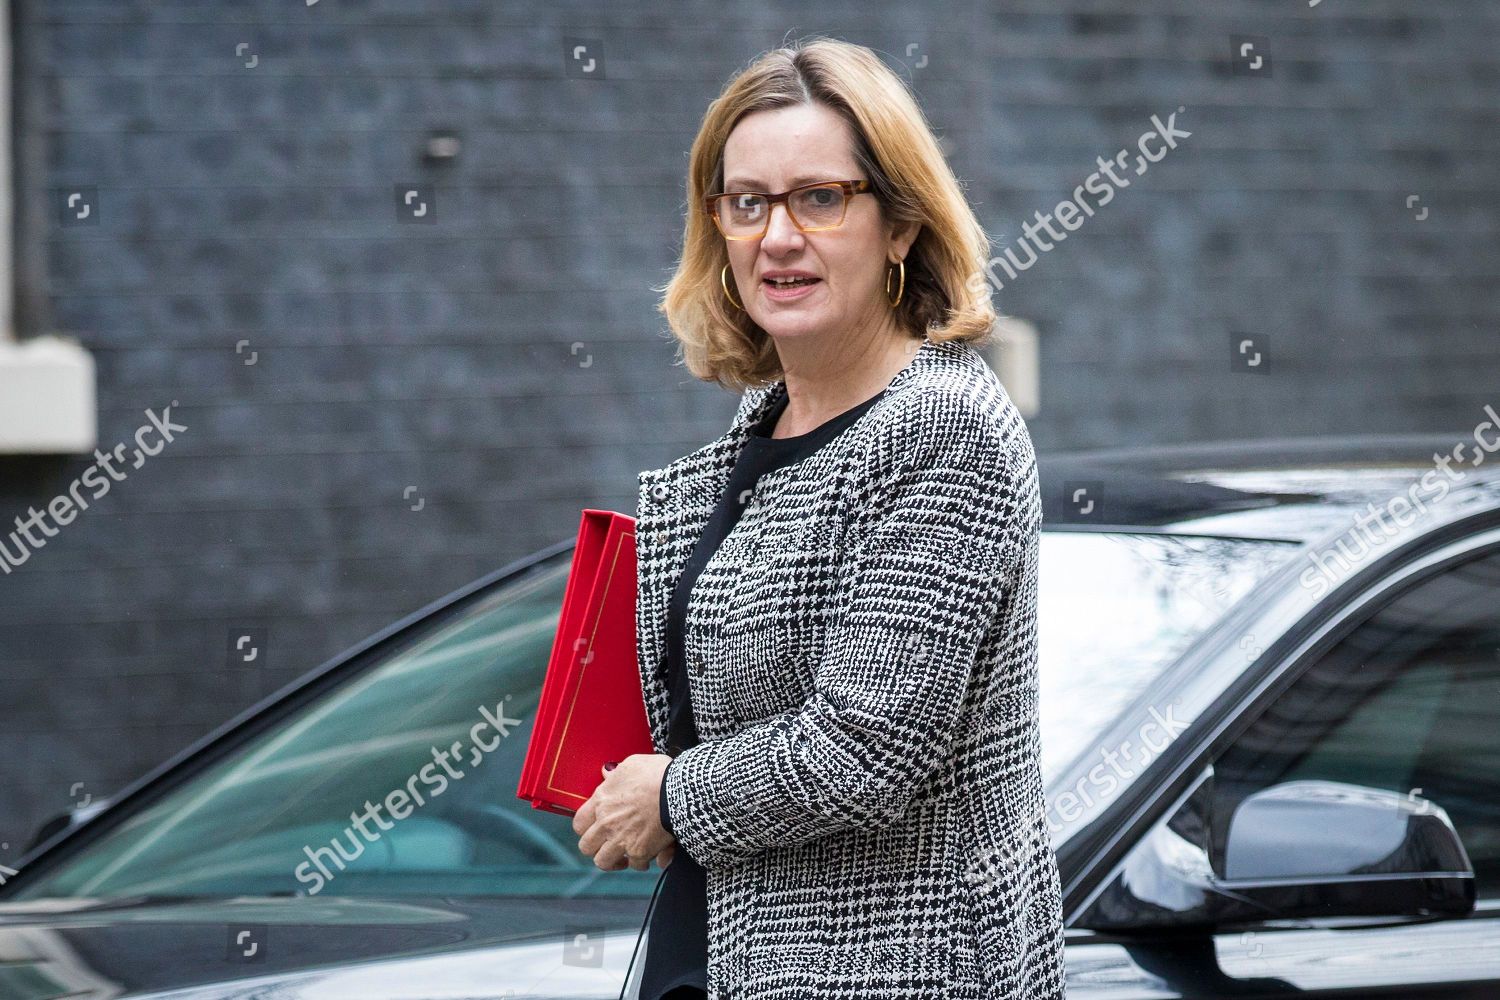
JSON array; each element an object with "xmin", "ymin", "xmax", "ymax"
[{"xmin": 637, "ymin": 383, "xmax": 889, "ymax": 1000}]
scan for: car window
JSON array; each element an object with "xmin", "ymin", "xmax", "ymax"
[
  {"xmin": 1038, "ymin": 532, "xmax": 1297, "ymax": 782},
  {"xmin": 9, "ymin": 555, "xmax": 661, "ymax": 901},
  {"xmin": 9, "ymin": 531, "xmax": 1299, "ymax": 902},
  {"xmin": 1209, "ymin": 546, "xmax": 1500, "ymax": 899}
]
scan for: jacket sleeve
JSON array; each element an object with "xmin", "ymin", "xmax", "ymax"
[
  {"xmin": 661, "ymin": 388, "xmax": 1027, "ymax": 869},
  {"xmin": 658, "ymin": 758, "xmax": 676, "ymax": 836}
]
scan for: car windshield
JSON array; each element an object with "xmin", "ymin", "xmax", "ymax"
[
  {"xmin": 7, "ymin": 532, "xmax": 1295, "ymax": 901},
  {"xmin": 1038, "ymin": 532, "xmax": 1296, "ymax": 779}
]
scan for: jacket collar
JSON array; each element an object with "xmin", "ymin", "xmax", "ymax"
[{"xmin": 639, "ymin": 333, "xmax": 960, "ymax": 495}]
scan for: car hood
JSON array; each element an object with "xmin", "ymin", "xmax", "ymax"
[{"xmin": 0, "ymin": 894, "xmax": 646, "ymax": 999}]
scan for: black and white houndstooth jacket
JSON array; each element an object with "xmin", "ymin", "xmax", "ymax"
[{"xmin": 633, "ymin": 335, "xmax": 1066, "ymax": 1000}]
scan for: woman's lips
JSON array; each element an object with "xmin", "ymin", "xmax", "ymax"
[{"xmin": 762, "ymin": 277, "xmax": 821, "ymax": 301}]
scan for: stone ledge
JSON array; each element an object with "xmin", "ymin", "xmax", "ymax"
[{"xmin": 0, "ymin": 335, "xmax": 97, "ymax": 454}]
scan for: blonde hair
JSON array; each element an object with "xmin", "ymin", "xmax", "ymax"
[{"xmin": 654, "ymin": 36, "xmax": 998, "ymax": 393}]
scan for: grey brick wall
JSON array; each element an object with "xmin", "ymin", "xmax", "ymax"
[{"xmin": 1, "ymin": 0, "xmax": 1496, "ymax": 849}]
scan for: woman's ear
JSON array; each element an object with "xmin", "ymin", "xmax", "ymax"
[{"xmin": 888, "ymin": 219, "xmax": 921, "ymax": 262}]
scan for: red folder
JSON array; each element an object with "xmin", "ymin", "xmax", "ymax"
[{"xmin": 516, "ymin": 509, "xmax": 654, "ymax": 816}]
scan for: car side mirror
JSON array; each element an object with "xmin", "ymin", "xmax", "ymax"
[{"xmin": 1077, "ymin": 771, "xmax": 1475, "ymax": 931}]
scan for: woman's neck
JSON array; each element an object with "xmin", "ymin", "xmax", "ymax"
[{"xmin": 768, "ymin": 327, "xmax": 918, "ymax": 439}]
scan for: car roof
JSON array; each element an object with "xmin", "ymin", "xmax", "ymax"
[{"xmin": 1038, "ymin": 433, "xmax": 1500, "ymax": 543}]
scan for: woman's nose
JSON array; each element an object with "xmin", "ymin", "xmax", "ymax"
[{"xmin": 761, "ymin": 202, "xmax": 804, "ymax": 249}]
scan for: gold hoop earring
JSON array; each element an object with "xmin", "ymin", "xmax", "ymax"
[
  {"xmin": 886, "ymin": 259, "xmax": 906, "ymax": 308},
  {"xmin": 721, "ymin": 263, "xmax": 743, "ymax": 311}
]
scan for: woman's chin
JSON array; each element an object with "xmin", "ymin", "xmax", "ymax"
[{"xmin": 757, "ymin": 318, "xmax": 829, "ymax": 343}]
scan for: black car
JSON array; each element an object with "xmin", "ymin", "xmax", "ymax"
[{"xmin": 2, "ymin": 434, "xmax": 1498, "ymax": 999}]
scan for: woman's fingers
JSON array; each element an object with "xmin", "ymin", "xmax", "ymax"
[
  {"xmin": 570, "ymin": 796, "xmax": 596, "ymax": 837},
  {"xmin": 656, "ymin": 843, "xmax": 676, "ymax": 869}
]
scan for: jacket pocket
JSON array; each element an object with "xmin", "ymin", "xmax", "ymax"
[
  {"xmin": 959, "ymin": 844, "xmax": 1028, "ymax": 989},
  {"xmin": 712, "ymin": 617, "xmax": 816, "ymax": 728}
]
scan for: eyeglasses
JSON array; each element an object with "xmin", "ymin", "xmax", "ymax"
[{"xmin": 704, "ymin": 179, "xmax": 872, "ymax": 240}]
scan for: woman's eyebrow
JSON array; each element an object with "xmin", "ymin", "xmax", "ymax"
[{"xmin": 723, "ymin": 173, "xmax": 845, "ymax": 189}]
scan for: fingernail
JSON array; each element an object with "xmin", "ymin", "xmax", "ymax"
[{"xmin": 604, "ymin": 761, "xmax": 618, "ymax": 771}]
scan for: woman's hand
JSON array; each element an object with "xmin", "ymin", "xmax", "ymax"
[{"xmin": 573, "ymin": 753, "xmax": 676, "ymax": 872}]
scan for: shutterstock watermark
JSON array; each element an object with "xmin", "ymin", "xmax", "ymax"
[
  {"xmin": 1299, "ymin": 403, "xmax": 1500, "ymax": 598},
  {"xmin": 292, "ymin": 697, "xmax": 523, "ymax": 895},
  {"xmin": 963, "ymin": 700, "xmax": 1189, "ymax": 890},
  {"xmin": 967, "ymin": 107, "xmax": 1192, "ymax": 299},
  {"xmin": 0, "ymin": 402, "xmax": 186, "ymax": 574}
]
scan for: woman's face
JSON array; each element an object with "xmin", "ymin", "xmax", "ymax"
[{"xmin": 719, "ymin": 103, "xmax": 916, "ymax": 347}]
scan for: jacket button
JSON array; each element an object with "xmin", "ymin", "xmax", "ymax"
[
  {"xmin": 650, "ymin": 483, "xmax": 669, "ymax": 501},
  {"xmin": 653, "ymin": 530, "xmax": 667, "ymax": 544}
]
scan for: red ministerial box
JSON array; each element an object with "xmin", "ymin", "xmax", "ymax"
[{"xmin": 516, "ymin": 509, "xmax": 654, "ymax": 816}]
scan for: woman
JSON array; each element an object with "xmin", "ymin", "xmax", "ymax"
[{"xmin": 572, "ymin": 36, "xmax": 1066, "ymax": 1000}]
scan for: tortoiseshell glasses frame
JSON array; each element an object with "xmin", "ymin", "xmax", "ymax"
[{"xmin": 704, "ymin": 179, "xmax": 873, "ymax": 240}]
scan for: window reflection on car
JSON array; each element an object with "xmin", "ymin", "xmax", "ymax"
[{"xmin": 10, "ymin": 532, "xmax": 1297, "ymax": 903}]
